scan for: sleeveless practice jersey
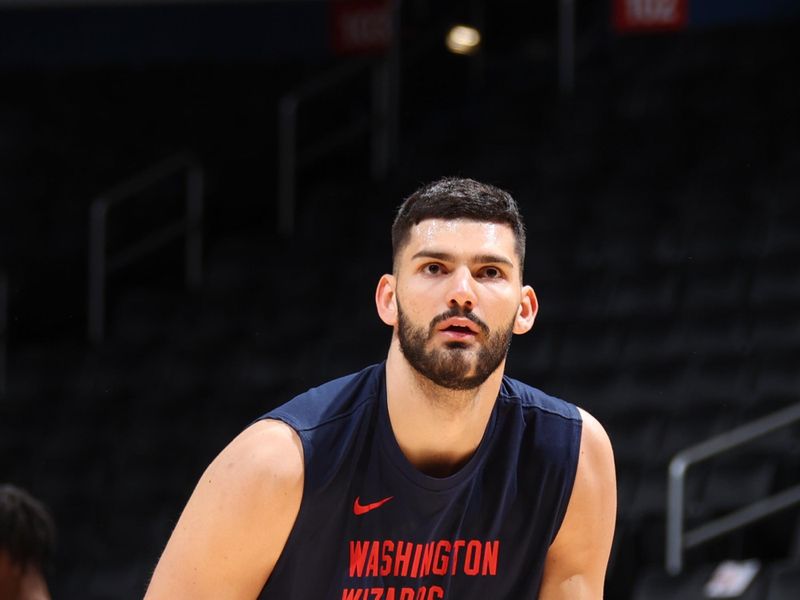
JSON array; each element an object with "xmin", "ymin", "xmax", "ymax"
[{"xmin": 258, "ymin": 363, "xmax": 582, "ymax": 600}]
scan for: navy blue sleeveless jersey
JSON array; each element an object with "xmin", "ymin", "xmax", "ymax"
[{"xmin": 257, "ymin": 363, "xmax": 582, "ymax": 600}]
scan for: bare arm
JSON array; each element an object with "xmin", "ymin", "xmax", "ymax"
[
  {"xmin": 539, "ymin": 408, "xmax": 617, "ymax": 599},
  {"xmin": 144, "ymin": 419, "xmax": 304, "ymax": 600}
]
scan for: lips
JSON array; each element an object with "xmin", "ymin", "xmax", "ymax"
[{"xmin": 437, "ymin": 317, "xmax": 480, "ymax": 339}]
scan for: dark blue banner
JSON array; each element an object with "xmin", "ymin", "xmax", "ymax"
[{"xmin": 0, "ymin": 2, "xmax": 329, "ymax": 67}]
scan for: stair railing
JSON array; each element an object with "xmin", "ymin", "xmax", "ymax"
[
  {"xmin": 277, "ymin": 0, "xmax": 400, "ymax": 237},
  {"xmin": 666, "ymin": 401, "xmax": 800, "ymax": 574},
  {"xmin": 87, "ymin": 153, "xmax": 204, "ymax": 344},
  {"xmin": 277, "ymin": 53, "xmax": 398, "ymax": 236}
]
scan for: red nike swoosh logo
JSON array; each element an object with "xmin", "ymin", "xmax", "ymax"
[{"xmin": 353, "ymin": 495, "xmax": 394, "ymax": 516}]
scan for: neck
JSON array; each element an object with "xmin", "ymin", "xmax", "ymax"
[{"xmin": 384, "ymin": 338, "xmax": 505, "ymax": 477}]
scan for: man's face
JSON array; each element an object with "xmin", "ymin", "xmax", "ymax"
[{"xmin": 391, "ymin": 218, "xmax": 529, "ymax": 390}]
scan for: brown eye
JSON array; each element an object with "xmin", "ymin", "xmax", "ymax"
[
  {"xmin": 482, "ymin": 267, "xmax": 502, "ymax": 279},
  {"xmin": 424, "ymin": 263, "xmax": 443, "ymax": 275}
]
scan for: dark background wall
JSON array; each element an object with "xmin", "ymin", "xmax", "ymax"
[{"xmin": 1, "ymin": 1, "xmax": 800, "ymax": 598}]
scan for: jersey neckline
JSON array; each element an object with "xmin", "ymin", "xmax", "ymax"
[{"xmin": 376, "ymin": 363, "xmax": 499, "ymax": 493}]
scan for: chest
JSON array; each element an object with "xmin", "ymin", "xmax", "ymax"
[{"xmin": 262, "ymin": 424, "xmax": 562, "ymax": 600}]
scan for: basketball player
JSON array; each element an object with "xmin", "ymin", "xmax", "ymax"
[
  {"xmin": 0, "ymin": 484, "xmax": 55, "ymax": 600},
  {"xmin": 144, "ymin": 178, "xmax": 616, "ymax": 599}
]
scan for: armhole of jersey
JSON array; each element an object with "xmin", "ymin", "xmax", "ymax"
[
  {"xmin": 255, "ymin": 414, "xmax": 311, "ymax": 526},
  {"xmin": 254, "ymin": 415, "xmax": 311, "ymax": 597},
  {"xmin": 549, "ymin": 412, "xmax": 583, "ymax": 546}
]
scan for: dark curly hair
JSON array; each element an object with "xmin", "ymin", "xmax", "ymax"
[
  {"xmin": 0, "ymin": 484, "xmax": 56, "ymax": 572},
  {"xmin": 391, "ymin": 177, "xmax": 526, "ymax": 270}
]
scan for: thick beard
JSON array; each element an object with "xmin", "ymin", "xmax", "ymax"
[{"xmin": 396, "ymin": 301, "xmax": 515, "ymax": 391}]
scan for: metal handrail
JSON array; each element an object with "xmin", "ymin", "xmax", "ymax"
[
  {"xmin": 0, "ymin": 270, "xmax": 7, "ymax": 397},
  {"xmin": 277, "ymin": 1, "xmax": 400, "ymax": 236},
  {"xmin": 277, "ymin": 56, "xmax": 395, "ymax": 236},
  {"xmin": 666, "ymin": 402, "xmax": 800, "ymax": 574},
  {"xmin": 87, "ymin": 153, "xmax": 204, "ymax": 344}
]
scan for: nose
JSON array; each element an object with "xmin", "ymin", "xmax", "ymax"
[{"xmin": 447, "ymin": 266, "xmax": 477, "ymax": 309}]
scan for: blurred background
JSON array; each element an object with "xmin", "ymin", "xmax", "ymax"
[{"xmin": 1, "ymin": 0, "xmax": 800, "ymax": 598}]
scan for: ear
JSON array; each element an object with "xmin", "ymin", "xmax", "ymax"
[
  {"xmin": 513, "ymin": 285, "xmax": 538, "ymax": 335},
  {"xmin": 375, "ymin": 274, "xmax": 398, "ymax": 326}
]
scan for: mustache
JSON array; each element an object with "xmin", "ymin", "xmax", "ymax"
[{"xmin": 429, "ymin": 307, "xmax": 490, "ymax": 337}]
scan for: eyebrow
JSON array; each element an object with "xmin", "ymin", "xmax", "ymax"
[{"xmin": 411, "ymin": 250, "xmax": 515, "ymax": 268}]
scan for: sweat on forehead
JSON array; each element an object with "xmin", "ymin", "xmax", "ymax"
[{"xmin": 391, "ymin": 177, "xmax": 526, "ymax": 266}]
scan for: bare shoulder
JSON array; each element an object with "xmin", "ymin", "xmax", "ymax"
[
  {"xmin": 576, "ymin": 408, "xmax": 615, "ymax": 471},
  {"xmin": 220, "ymin": 418, "xmax": 305, "ymax": 486},
  {"xmin": 144, "ymin": 419, "xmax": 305, "ymax": 600},
  {"xmin": 571, "ymin": 407, "xmax": 616, "ymax": 524},
  {"xmin": 197, "ymin": 418, "xmax": 305, "ymax": 513},
  {"xmin": 194, "ymin": 418, "xmax": 306, "ymax": 550}
]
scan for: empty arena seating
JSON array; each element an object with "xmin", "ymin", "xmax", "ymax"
[{"xmin": 1, "ymin": 12, "xmax": 799, "ymax": 600}]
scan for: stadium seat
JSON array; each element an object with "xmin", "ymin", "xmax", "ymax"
[
  {"xmin": 607, "ymin": 268, "xmax": 681, "ymax": 321},
  {"xmin": 635, "ymin": 562, "xmax": 768, "ymax": 600},
  {"xmin": 632, "ymin": 566, "xmax": 688, "ymax": 600},
  {"xmin": 751, "ymin": 308, "xmax": 800, "ymax": 354},
  {"xmin": 766, "ymin": 562, "xmax": 800, "ymax": 600},
  {"xmin": 750, "ymin": 258, "xmax": 800, "ymax": 311},
  {"xmin": 682, "ymin": 261, "xmax": 750, "ymax": 317},
  {"xmin": 695, "ymin": 459, "xmax": 776, "ymax": 519}
]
